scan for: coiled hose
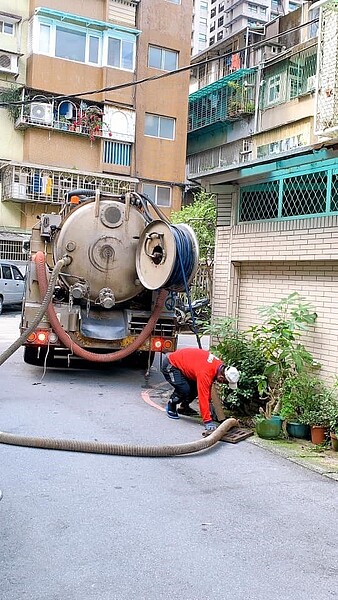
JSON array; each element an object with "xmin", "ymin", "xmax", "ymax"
[{"xmin": 0, "ymin": 417, "xmax": 239, "ymax": 457}]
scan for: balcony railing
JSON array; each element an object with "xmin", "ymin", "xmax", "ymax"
[
  {"xmin": 188, "ymin": 68, "xmax": 256, "ymax": 133},
  {"xmin": 1, "ymin": 163, "xmax": 138, "ymax": 204},
  {"xmin": 186, "ymin": 139, "xmax": 248, "ymax": 179}
]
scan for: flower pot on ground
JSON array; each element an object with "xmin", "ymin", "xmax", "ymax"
[
  {"xmin": 330, "ymin": 432, "xmax": 338, "ymax": 451},
  {"xmin": 255, "ymin": 416, "xmax": 282, "ymax": 440},
  {"xmin": 310, "ymin": 425, "xmax": 327, "ymax": 445},
  {"xmin": 286, "ymin": 422, "xmax": 310, "ymax": 439}
]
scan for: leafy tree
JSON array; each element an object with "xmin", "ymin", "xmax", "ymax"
[{"xmin": 170, "ymin": 190, "xmax": 216, "ymax": 259}]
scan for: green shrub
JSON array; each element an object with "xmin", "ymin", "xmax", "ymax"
[{"xmin": 204, "ymin": 318, "xmax": 267, "ymax": 415}]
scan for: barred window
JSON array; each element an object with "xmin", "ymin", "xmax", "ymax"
[
  {"xmin": 239, "ymin": 170, "xmax": 331, "ymax": 223},
  {"xmin": 103, "ymin": 141, "xmax": 131, "ymax": 166}
]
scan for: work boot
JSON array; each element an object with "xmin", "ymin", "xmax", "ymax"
[
  {"xmin": 166, "ymin": 400, "xmax": 179, "ymax": 419},
  {"xmin": 177, "ymin": 403, "xmax": 199, "ymax": 416}
]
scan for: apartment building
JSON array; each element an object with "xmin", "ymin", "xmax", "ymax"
[
  {"xmin": 186, "ymin": 1, "xmax": 338, "ymax": 380},
  {"xmin": 0, "ymin": 0, "xmax": 192, "ymax": 262},
  {"xmin": 191, "ymin": 0, "xmax": 210, "ymax": 56},
  {"xmin": 209, "ymin": 0, "xmax": 303, "ymax": 45}
]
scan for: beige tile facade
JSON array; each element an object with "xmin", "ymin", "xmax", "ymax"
[{"xmin": 213, "ymin": 215, "xmax": 338, "ymax": 380}]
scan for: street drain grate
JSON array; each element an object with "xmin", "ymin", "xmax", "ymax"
[{"xmin": 220, "ymin": 427, "xmax": 254, "ymax": 444}]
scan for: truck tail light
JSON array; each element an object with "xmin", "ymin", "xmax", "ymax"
[
  {"xmin": 151, "ymin": 338, "xmax": 175, "ymax": 351},
  {"xmin": 26, "ymin": 330, "xmax": 58, "ymax": 345}
]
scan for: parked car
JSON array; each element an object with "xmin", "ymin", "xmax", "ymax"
[{"xmin": 0, "ymin": 262, "xmax": 25, "ymax": 314}]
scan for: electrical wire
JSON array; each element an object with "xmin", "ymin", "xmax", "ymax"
[{"xmin": 0, "ymin": 17, "xmax": 319, "ymax": 109}]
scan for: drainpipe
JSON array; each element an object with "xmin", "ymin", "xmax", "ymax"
[{"xmin": 254, "ymin": 61, "xmax": 264, "ymax": 134}]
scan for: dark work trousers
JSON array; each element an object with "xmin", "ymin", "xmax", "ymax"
[{"xmin": 161, "ymin": 354, "xmax": 198, "ymax": 405}]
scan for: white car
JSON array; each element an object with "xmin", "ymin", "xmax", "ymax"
[{"xmin": 0, "ymin": 262, "xmax": 25, "ymax": 315}]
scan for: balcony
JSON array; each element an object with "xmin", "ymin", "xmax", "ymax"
[
  {"xmin": 186, "ymin": 138, "xmax": 250, "ymax": 179},
  {"xmin": 188, "ymin": 68, "xmax": 256, "ymax": 133},
  {"xmin": 1, "ymin": 163, "xmax": 138, "ymax": 204}
]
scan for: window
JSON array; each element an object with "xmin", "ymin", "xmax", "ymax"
[
  {"xmin": 2, "ymin": 265, "xmax": 12, "ymax": 280},
  {"xmin": 103, "ymin": 141, "xmax": 131, "ymax": 166},
  {"xmin": 267, "ymin": 75, "xmax": 281, "ymax": 104},
  {"xmin": 143, "ymin": 184, "xmax": 171, "ymax": 207},
  {"xmin": 166, "ymin": 0, "xmax": 181, "ymax": 3},
  {"xmin": 144, "ymin": 114, "xmax": 175, "ymax": 140},
  {"xmin": 217, "ymin": 31, "xmax": 223, "ymax": 41},
  {"xmin": 56, "ymin": 27, "xmax": 86, "ymax": 62},
  {"xmin": 35, "ymin": 17, "xmax": 136, "ymax": 70},
  {"xmin": 108, "ymin": 37, "xmax": 134, "ymax": 70},
  {"xmin": 148, "ymin": 45, "xmax": 178, "ymax": 71},
  {"xmin": 209, "ymin": 36, "xmax": 215, "ymax": 45},
  {"xmin": 248, "ymin": 3, "xmax": 258, "ymax": 12},
  {"xmin": 0, "ymin": 20, "xmax": 15, "ymax": 35},
  {"xmin": 201, "ymin": 1, "xmax": 209, "ymax": 10},
  {"xmin": 219, "ymin": 2, "xmax": 225, "ymax": 12},
  {"xmin": 218, "ymin": 16, "xmax": 224, "ymax": 26}
]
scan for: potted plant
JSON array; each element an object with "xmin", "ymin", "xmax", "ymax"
[
  {"xmin": 300, "ymin": 385, "xmax": 332, "ymax": 445},
  {"xmin": 279, "ymin": 372, "xmax": 322, "ymax": 439},
  {"xmin": 327, "ymin": 389, "xmax": 338, "ymax": 451},
  {"xmin": 248, "ymin": 293, "xmax": 319, "ymax": 438}
]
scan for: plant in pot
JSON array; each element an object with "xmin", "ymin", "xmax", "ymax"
[
  {"xmin": 248, "ymin": 293, "xmax": 319, "ymax": 440},
  {"xmin": 327, "ymin": 386, "xmax": 338, "ymax": 451},
  {"xmin": 279, "ymin": 373, "xmax": 313, "ymax": 439},
  {"xmin": 300, "ymin": 385, "xmax": 332, "ymax": 445}
]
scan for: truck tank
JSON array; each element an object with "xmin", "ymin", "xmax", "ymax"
[{"xmin": 21, "ymin": 189, "xmax": 199, "ymax": 368}]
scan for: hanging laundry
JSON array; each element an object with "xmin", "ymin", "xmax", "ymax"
[
  {"xmin": 33, "ymin": 172, "xmax": 42, "ymax": 194},
  {"xmin": 41, "ymin": 174, "xmax": 53, "ymax": 196},
  {"xmin": 231, "ymin": 53, "xmax": 241, "ymax": 71}
]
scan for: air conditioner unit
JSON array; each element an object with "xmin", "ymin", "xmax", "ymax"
[
  {"xmin": 0, "ymin": 52, "xmax": 19, "ymax": 75},
  {"xmin": 30, "ymin": 103, "xmax": 53, "ymax": 125}
]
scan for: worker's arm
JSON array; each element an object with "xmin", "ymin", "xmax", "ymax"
[{"xmin": 197, "ymin": 376, "xmax": 213, "ymax": 423}]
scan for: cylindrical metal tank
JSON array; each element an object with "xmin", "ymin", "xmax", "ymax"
[{"xmin": 53, "ymin": 200, "xmax": 145, "ymax": 304}]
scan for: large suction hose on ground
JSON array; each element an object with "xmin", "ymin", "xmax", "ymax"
[
  {"xmin": 35, "ymin": 251, "xmax": 167, "ymax": 363},
  {"xmin": 0, "ymin": 417, "xmax": 239, "ymax": 456}
]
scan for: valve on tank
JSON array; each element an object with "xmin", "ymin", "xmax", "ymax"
[
  {"xmin": 98, "ymin": 288, "xmax": 115, "ymax": 309},
  {"xmin": 70, "ymin": 282, "xmax": 90, "ymax": 300}
]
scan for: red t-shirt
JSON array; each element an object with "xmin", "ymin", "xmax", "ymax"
[{"xmin": 168, "ymin": 348, "xmax": 222, "ymax": 422}]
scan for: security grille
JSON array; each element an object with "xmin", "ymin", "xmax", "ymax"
[
  {"xmin": 239, "ymin": 169, "xmax": 330, "ymax": 222},
  {"xmin": 315, "ymin": 3, "xmax": 338, "ymax": 135},
  {"xmin": 0, "ymin": 240, "xmax": 26, "ymax": 261},
  {"xmin": 103, "ymin": 140, "xmax": 131, "ymax": 166},
  {"xmin": 188, "ymin": 69, "xmax": 256, "ymax": 132},
  {"xmin": 261, "ymin": 46, "xmax": 317, "ymax": 109},
  {"xmin": 2, "ymin": 164, "xmax": 136, "ymax": 204}
]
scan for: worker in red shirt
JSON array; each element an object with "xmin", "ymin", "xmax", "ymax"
[{"xmin": 161, "ymin": 348, "xmax": 240, "ymax": 431}]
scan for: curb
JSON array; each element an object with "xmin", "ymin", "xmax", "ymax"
[{"xmin": 247, "ymin": 436, "xmax": 338, "ymax": 481}]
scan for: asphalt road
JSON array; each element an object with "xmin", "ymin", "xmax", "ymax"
[{"xmin": 0, "ymin": 310, "xmax": 337, "ymax": 600}]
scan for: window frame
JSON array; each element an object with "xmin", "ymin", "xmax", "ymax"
[
  {"xmin": 0, "ymin": 19, "xmax": 15, "ymax": 35},
  {"xmin": 143, "ymin": 183, "xmax": 172, "ymax": 207},
  {"xmin": 144, "ymin": 113, "xmax": 175, "ymax": 140},
  {"xmin": 34, "ymin": 16, "xmax": 136, "ymax": 71},
  {"xmin": 148, "ymin": 45, "xmax": 178, "ymax": 71}
]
